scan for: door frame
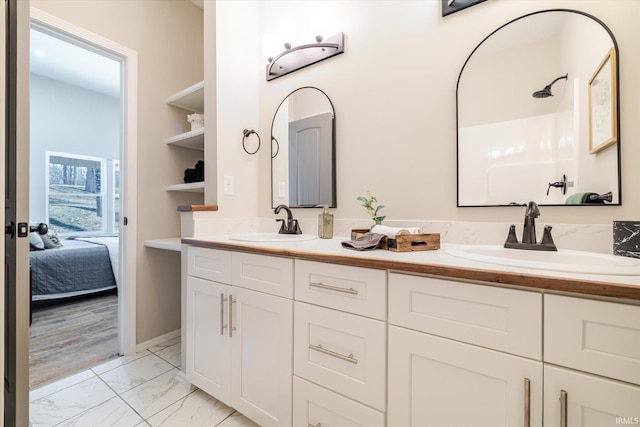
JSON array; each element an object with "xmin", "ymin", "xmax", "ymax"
[
  {"xmin": 30, "ymin": 8, "xmax": 138, "ymax": 356},
  {"xmin": 1, "ymin": 0, "xmax": 7, "ymax": 420}
]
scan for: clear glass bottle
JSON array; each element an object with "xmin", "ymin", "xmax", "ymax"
[{"xmin": 318, "ymin": 204, "xmax": 334, "ymax": 239}]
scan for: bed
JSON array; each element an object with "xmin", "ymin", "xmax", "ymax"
[{"xmin": 30, "ymin": 237, "xmax": 118, "ymax": 301}]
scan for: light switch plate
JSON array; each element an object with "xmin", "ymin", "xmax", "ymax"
[{"xmin": 223, "ymin": 175, "xmax": 234, "ymax": 195}]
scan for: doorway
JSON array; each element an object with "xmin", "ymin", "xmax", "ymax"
[{"xmin": 27, "ymin": 8, "xmax": 138, "ymax": 386}]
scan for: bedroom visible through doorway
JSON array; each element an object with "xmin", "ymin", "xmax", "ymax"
[{"xmin": 28, "ymin": 25, "xmax": 123, "ymax": 389}]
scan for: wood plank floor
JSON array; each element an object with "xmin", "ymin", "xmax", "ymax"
[{"xmin": 29, "ymin": 292, "xmax": 120, "ymax": 389}]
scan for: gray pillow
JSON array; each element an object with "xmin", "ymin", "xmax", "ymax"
[
  {"xmin": 41, "ymin": 230, "xmax": 63, "ymax": 249},
  {"xmin": 29, "ymin": 232, "xmax": 45, "ymax": 250}
]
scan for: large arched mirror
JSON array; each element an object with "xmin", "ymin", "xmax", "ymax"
[
  {"xmin": 457, "ymin": 10, "xmax": 621, "ymax": 207},
  {"xmin": 271, "ymin": 87, "xmax": 336, "ymax": 208}
]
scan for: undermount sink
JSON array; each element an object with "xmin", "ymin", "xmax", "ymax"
[
  {"xmin": 445, "ymin": 245, "xmax": 640, "ymax": 276},
  {"xmin": 228, "ymin": 232, "xmax": 316, "ymax": 243}
]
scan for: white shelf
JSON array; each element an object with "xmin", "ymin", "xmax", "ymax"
[
  {"xmin": 165, "ymin": 182, "xmax": 205, "ymax": 192},
  {"xmin": 144, "ymin": 237, "xmax": 183, "ymax": 251},
  {"xmin": 165, "ymin": 81, "xmax": 204, "ymax": 113},
  {"xmin": 165, "ymin": 127, "xmax": 204, "ymax": 150}
]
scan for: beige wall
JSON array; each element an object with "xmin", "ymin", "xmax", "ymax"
[
  {"xmin": 213, "ymin": 0, "xmax": 639, "ymax": 227},
  {"xmin": 30, "ymin": 0, "xmax": 204, "ymax": 343}
]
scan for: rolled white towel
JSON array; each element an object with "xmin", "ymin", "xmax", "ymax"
[{"xmin": 371, "ymin": 225, "xmax": 424, "ymax": 239}]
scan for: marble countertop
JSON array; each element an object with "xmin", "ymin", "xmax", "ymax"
[{"xmin": 182, "ymin": 235, "xmax": 640, "ymax": 302}]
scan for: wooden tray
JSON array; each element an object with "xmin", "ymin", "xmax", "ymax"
[{"xmin": 350, "ymin": 229, "xmax": 440, "ymax": 252}]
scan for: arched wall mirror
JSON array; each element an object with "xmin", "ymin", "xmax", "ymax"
[
  {"xmin": 271, "ymin": 87, "xmax": 336, "ymax": 208},
  {"xmin": 457, "ymin": 10, "xmax": 621, "ymax": 207}
]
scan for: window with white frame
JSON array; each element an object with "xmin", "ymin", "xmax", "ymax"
[{"xmin": 46, "ymin": 151, "xmax": 119, "ymax": 235}]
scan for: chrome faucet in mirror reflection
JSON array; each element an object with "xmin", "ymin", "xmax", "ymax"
[{"xmin": 504, "ymin": 201, "xmax": 557, "ymax": 251}]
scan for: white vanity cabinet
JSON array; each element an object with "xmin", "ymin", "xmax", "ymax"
[
  {"xmin": 184, "ymin": 242, "xmax": 640, "ymax": 427},
  {"xmin": 293, "ymin": 260, "xmax": 387, "ymax": 427},
  {"xmin": 387, "ymin": 273, "xmax": 544, "ymax": 427},
  {"xmin": 543, "ymin": 295, "xmax": 640, "ymax": 427},
  {"xmin": 185, "ymin": 247, "xmax": 293, "ymax": 427}
]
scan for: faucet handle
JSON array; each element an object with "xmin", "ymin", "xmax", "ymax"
[
  {"xmin": 291, "ymin": 219, "xmax": 302, "ymax": 235},
  {"xmin": 275, "ymin": 218, "xmax": 286, "ymax": 233},
  {"xmin": 541, "ymin": 225, "xmax": 557, "ymax": 250}
]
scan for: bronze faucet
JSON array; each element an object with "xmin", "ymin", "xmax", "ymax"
[
  {"xmin": 274, "ymin": 204, "xmax": 302, "ymax": 235},
  {"xmin": 504, "ymin": 201, "xmax": 557, "ymax": 251}
]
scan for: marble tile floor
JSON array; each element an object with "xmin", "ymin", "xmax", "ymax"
[{"xmin": 29, "ymin": 338, "xmax": 259, "ymax": 427}]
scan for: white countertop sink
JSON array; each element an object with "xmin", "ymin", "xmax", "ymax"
[
  {"xmin": 228, "ymin": 232, "xmax": 317, "ymax": 243},
  {"xmin": 445, "ymin": 245, "xmax": 640, "ymax": 276}
]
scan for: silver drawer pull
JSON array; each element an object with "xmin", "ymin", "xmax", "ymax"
[
  {"xmin": 309, "ymin": 281, "xmax": 358, "ymax": 295},
  {"xmin": 559, "ymin": 390, "xmax": 567, "ymax": 427},
  {"xmin": 220, "ymin": 293, "xmax": 228, "ymax": 335},
  {"xmin": 309, "ymin": 343, "xmax": 358, "ymax": 364}
]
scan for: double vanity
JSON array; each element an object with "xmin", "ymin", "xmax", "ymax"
[
  {"xmin": 180, "ymin": 233, "xmax": 640, "ymax": 427},
  {"xmin": 176, "ymin": 6, "xmax": 636, "ymax": 424}
]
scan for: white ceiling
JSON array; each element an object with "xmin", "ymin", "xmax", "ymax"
[{"xmin": 30, "ymin": 28, "xmax": 121, "ymax": 98}]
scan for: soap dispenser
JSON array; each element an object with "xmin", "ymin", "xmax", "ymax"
[{"xmin": 318, "ymin": 205, "xmax": 334, "ymax": 239}]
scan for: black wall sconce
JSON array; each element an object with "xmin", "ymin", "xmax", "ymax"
[{"xmin": 266, "ymin": 32, "xmax": 344, "ymax": 81}]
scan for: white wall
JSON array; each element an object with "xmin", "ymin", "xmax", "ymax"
[
  {"xmin": 29, "ymin": 74, "xmax": 120, "ymax": 222},
  {"xmin": 211, "ymin": 0, "xmax": 639, "ymax": 228},
  {"xmin": 30, "ymin": 0, "xmax": 204, "ymax": 344}
]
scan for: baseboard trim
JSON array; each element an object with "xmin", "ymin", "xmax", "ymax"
[{"xmin": 136, "ymin": 329, "xmax": 181, "ymax": 353}]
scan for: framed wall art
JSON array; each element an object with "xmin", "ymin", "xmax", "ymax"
[{"xmin": 588, "ymin": 47, "xmax": 618, "ymax": 154}]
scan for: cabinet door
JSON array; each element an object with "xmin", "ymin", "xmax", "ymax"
[
  {"xmin": 231, "ymin": 287, "xmax": 293, "ymax": 427},
  {"xmin": 544, "ymin": 365, "xmax": 640, "ymax": 427},
  {"xmin": 185, "ymin": 276, "xmax": 231, "ymax": 405},
  {"xmin": 388, "ymin": 326, "xmax": 542, "ymax": 427}
]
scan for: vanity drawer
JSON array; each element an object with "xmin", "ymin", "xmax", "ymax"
[
  {"xmin": 545, "ymin": 294, "xmax": 640, "ymax": 385},
  {"xmin": 231, "ymin": 252, "xmax": 293, "ymax": 298},
  {"xmin": 294, "ymin": 260, "xmax": 386, "ymax": 320},
  {"xmin": 187, "ymin": 246, "xmax": 232, "ymax": 283},
  {"xmin": 293, "ymin": 376, "xmax": 385, "ymax": 427},
  {"xmin": 389, "ymin": 273, "xmax": 542, "ymax": 359},
  {"xmin": 294, "ymin": 302, "xmax": 386, "ymax": 410}
]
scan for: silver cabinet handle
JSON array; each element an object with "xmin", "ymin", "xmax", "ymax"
[
  {"xmin": 309, "ymin": 343, "xmax": 358, "ymax": 364},
  {"xmin": 220, "ymin": 293, "xmax": 228, "ymax": 335},
  {"xmin": 559, "ymin": 390, "xmax": 567, "ymax": 427},
  {"xmin": 309, "ymin": 281, "xmax": 358, "ymax": 295},
  {"xmin": 524, "ymin": 378, "xmax": 530, "ymax": 427},
  {"xmin": 228, "ymin": 295, "xmax": 236, "ymax": 337}
]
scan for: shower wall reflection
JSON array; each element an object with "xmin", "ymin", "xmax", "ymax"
[{"xmin": 457, "ymin": 10, "xmax": 620, "ymax": 207}]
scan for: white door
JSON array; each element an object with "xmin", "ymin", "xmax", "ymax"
[
  {"xmin": 388, "ymin": 326, "xmax": 543, "ymax": 427},
  {"xmin": 543, "ymin": 365, "xmax": 640, "ymax": 427},
  {"xmin": 288, "ymin": 112, "xmax": 333, "ymax": 207},
  {"xmin": 231, "ymin": 287, "xmax": 293, "ymax": 427},
  {"xmin": 185, "ymin": 276, "xmax": 231, "ymax": 406}
]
